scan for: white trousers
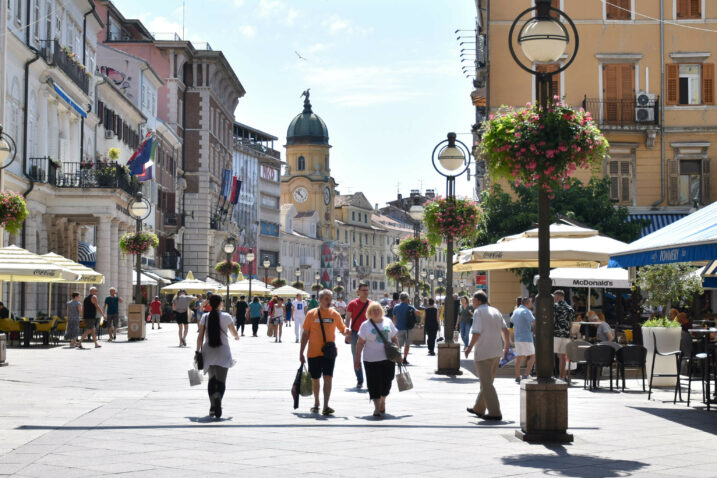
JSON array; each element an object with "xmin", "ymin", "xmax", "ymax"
[{"xmin": 294, "ymin": 316, "xmax": 305, "ymax": 341}]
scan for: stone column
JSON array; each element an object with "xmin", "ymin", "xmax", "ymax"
[
  {"xmin": 110, "ymin": 219, "xmax": 119, "ymax": 291},
  {"xmin": 24, "ymin": 214, "xmax": 38, "ymax": 317},
  {"xmin": 118, "ymin": 223, "xmax": 129, "ymax": 318},
  {"xmin": 95, "ymin": 216, "xmax": 111, "ymax": 300},
  {"xmin": 48, "ymin": 100, "xmax": 59, "ymax": 160}
]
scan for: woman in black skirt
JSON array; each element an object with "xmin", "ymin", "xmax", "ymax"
[{"xmin": 354, "ymin": 302, "xmax": 401, "ymax": 418}]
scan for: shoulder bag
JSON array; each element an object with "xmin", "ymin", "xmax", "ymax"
[
  {"xmin": 369, "ymin": 319, "xmax": 402, "ymax": 363},
  {"xmin": 318, "ymin": 309, "xmax": 338, "ymax": 360}
]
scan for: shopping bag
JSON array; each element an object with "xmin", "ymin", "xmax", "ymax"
[
  {"xmin": 291, "ymin": 365, "xmax": 302, "ymax": 409},
  {"xmin": 188, "ymin": 367, "xmax": 203, "ymax": 387},
  {"xmin": 453, "ymin": 330, "xmax": 460, "ymax": 344},
  {"xmin": 299, "ymin": 365, "xmax": 313, "ymax": 396},
  {"xmin": 499, "ymin": 348, "xmax": 516, "ymax": 368},
  {"xmin": 267, "ymin": 321, "xmax": 275, "ymax": 337},
  {"xmin": 396, "ymin": 364, "xmax": 413, "ymax": 392}
]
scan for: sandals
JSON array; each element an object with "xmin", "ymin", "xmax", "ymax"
[
  {"xmin": 94, "ymin": 344, "xmax": 102, "ymax": 348},
  {"xmin": 373, "ymin": 412, "xmax": 381, "ymax": 418},
  {"xmin": 322, "ymin": 407, "xmax": 335, "ymax": 416},
  {"xmin": 310, "ymin": 406, "xmax": 320, "ymax": 414}
]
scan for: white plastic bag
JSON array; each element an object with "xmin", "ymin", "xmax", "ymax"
[
  {"xmin": 188, "ymin": 367, "xmax": 203, "ymax": 386},
  {"xmin": 453, "ymin": 330, "xmax": 461, "ymax": 344}
]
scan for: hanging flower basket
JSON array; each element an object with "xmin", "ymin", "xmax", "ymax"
[
  {"xmin": 271, "ymin": 278, "xmax": 287, "ymax": 288},
  {"xmin": 291, "ymin": 281, "xmax": 305, "ymax": 289},
  {"xmin": 435, "ymin": 286, "xmax": 446, "ymax": 295},
  {"xmin": 479, "ymin": 101, "xmax": 609, "ymax": 192},
  {"xmin": 423, "ymin": 196, "xmax": 479, "ymax": 245},
  {"xmin": 119, "ymin": 231, "xmax": 159, "ymax": 255},
  {"xmin": 418, "ymin": 281, "xmax": 431, "ymax": 293},
  {"xmin": 215, "ymin": 260, "xmax": 240, "ymax": 277},
  {"xmin": 0, "ymin": 191, "xmax": 29, "ymax": 235},
  {"xmin": 385, "ymin": 262, "xmax": 408, "ymax": 281},
  {"xmin": 311, "ymin": 283, "xmax": 323, "ymax": 292},
  {"xmin": 333, "ymin": 285, "xmax": 345, "ymax": 294},
  {"xmin": 398, "ymin": 237, "xmax": 433, "ymax": 262}
]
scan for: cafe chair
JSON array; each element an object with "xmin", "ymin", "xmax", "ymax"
[
  {"xmin": 648, "ymin": 333, "xmax": 682, "ymax": 404},
  {"xmin": 616, "ymin": 345, "xmax": 647, "ymax": 392},
  {"xmin": 585, "ymin": 344, "xmax": 616, "ymax": 391},
  {"xmin": 679, "ymin": 331, "xmax": 708, "ymax": 407},
  {"xmin": 566, "ymin": 340, "xmax": 589, "ymax": 386}
]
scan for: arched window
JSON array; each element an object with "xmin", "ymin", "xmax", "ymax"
[
  {"xmin": 324, "ymin": 156, "xmax": 329, "ymax": 171},
  {"xmin": 297, "ymin": 156, "xmax": 306, "ymax": 171}
]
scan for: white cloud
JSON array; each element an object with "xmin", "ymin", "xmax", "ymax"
[
  {"xmin": 325, "ymin": 15, "xmax": 351, "ymax": 35},
  {"xmin": 239, "ymin": 25, "xmax": 257, "ymax": 38},
  {"xmin": 142, "ymin": 15, "xmax": 184, "ymax": 39},
  {"xmin": 233, "ymin": 0, "xmax": 245, "ymax": 7},
  {"xmin": 257, "ymin": 0, "xmax": 283, "ymax": 17},
  {"xmin": 306, "ymin": 43, "xmax": 328, "ymax": 54},
  {"xmin": 285, "ymin": 8, "xmax": 299, "ymax": 26}
]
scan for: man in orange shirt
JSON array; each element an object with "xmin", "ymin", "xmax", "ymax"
[{"xmin": 300, "ymin": 289, "xmax": 349, "ymax": 415}]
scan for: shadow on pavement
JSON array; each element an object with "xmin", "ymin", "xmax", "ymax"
[
  {"xmin": 502, "ymin": 445, "xmax": 648, "ymax": 477},
  {"xmin": 354, "ymin": 414, "xmax": 412, "ymax": 421},
  {"xmin": 187, "ymin": 416, "xmax": 233, "ymax": 423},
  {"xmin": 427, "ymin": 376, "xmax": 478, "ymax": 383},
  {"xmin": 631, "ymin": 406, "xmax": 717, "ymax": 435}
]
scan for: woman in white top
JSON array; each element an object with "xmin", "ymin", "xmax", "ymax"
[
  {"xmin": 195, "ymin": 294, "xmax": 239, "ymax": 419},
  {"xmin": 355, "ymin": 302, "xmax": 401, "ymax": 418},
  {"xmin": 271, "ymin": 297, "xmax": 285, "ymax": 343}
]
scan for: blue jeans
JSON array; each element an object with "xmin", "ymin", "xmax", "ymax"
[
  {"xmin": 351, "ymin": 330, "xmax": 364, "ymax": 384},
  {"xmin": 459, "ymin": 322, "xmax": 471, "ymax": 348}
]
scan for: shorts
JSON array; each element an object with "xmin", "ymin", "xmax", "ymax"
[
  {"xmin": 307, "ymin": 356, "xmax": 336, "ymax": 379},
  {"xmin": 107, "ymin": 314, "xmax": 119, "ymax": 328},
  {"xmin": 554, "ymin": 337, "xmax": 571, "ymax": 354},
  {"xmin": 514, "ymin": 341, "xmax": 535, "ymax": 356},
  {"xmin": 83, "ymin": 318, "xmax": 98, "ymax": 329},
  {"xmin": 397, "ymin": 330, "xmax": 410, "ymax": 347},
  {"xmin": 175, "ymin": 311, "xmax": 188, "ymax": 324},
  {"xmin": 272, "ymin": 317, "xmax": 283, "ymax": 325},
  {"xmin": 151, "ymin": 314, "xmax": 161, "ymax": 323}
]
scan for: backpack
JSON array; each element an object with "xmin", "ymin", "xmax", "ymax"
[{"xmin": 406, "ymin": 306, "xmax": 417, "ymax": 330}]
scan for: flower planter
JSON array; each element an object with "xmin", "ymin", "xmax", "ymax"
[{"xmin": 642, "ymin": 326, "xmax": 682, "ymax": 387}]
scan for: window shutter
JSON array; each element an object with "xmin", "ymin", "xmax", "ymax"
[
  {"xmin": 167, "ymin": 192, "xmax": 176, "ymax": 214},
  {"xmin": 610, "ymin": 176, "xmax": 619, "ymax": 201},
  {"xmin": 677, "ymin": 0, "xmax": 689, "ymax": 17},
  {"xmin": 666, "ymin": 64, "xmax": 679, "ymax": 105},
  {"xmin": 702, "ymin": 159, "xmax": 711, "ymax": 204},
  {"xmin": 690, "ymin": 0, "xmax": 701, "ymax": 17},
  {"xmin": 621, "ymin": 177, "xmax": 631, "ymax": 202},
  {"xmin": 603, "ymin": 64, "xmax": 619, "ymax": 123},
  {"xmin": 702, "ymin": 63, "xmax": 714, "ymax": 105},
  {"xmin": 668, "ymin": 159, "xmax": 680, "ymax": 205}
]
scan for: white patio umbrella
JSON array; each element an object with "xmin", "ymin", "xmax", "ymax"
[
  {"xmin": 455, "ymin": 224, "xmax": 629, "ymax": 272},
  {"xmin": 132, "ymin": 272, "xmax": 158, "ymax": 286},
  {"xmin": 41, "ymin": 252, "xmax": 105, "ymax": 317},
  {"xmin": 0, "ymin": 246, "xmax": 80, "ymax": 317},
  {"xmin": 533, "ymin": 266, "xmax": 632, "ymax": 312},
  {"xmin": 227, "ymin": 279, "xmax": 273, "ymax": 296},
  {"xmin": 271, "ymin": 285, "xmax": 310, "ymax": 298},
  {"xmin": 160, "ymin": 271, "xmax": 218, "ymax": 295}
]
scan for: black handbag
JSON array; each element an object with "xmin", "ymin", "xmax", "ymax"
[
  {"xmin": 369, "ymin": 319, "xmax": 402, "ymax": 363},
  {"xmin": 194, "ymin": 349, "xmax": 204, "ymax": 370},
  {"xmin": 318, "ymin": 310, "xmax": 337, "ymax": 360}
]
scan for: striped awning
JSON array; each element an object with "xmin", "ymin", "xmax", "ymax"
[
  {"xmin": 52, "ymin": 82, "xmax": 88, "ymax": 118},
  {"xmin": 629, "ymin": 213, "xmax": 687, "ymax": 237},
  {"xmin": 78, "ymin": 242, "xmax": 96, "ymax": 268}
]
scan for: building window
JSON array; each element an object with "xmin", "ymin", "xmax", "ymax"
[
  {"xmin": 324, "ymin": 156, "xmax": 329, "ymax": 171},
  {"xmin": 372, "ymin": 281, "xmax": 378, "ymax": 290},
  {"xmin": 608, "ymin": 159, "xmax": 632, "ymax": 204},
  {"xmin": 677, "ymin": 0, "xmax": 701, "ymax": 19},
  {"xmin": 359, "ymin": 255, "xmax": 363, "ymax": 266},
  {"xmin": 15, "ymin": 0, "xmax": 21, "ymax": 23},
  {"xmin": 373, "ymin": 255, "xmax": 376, "ymax": 269},
  {"xmin": 297, "ymin": 156, "xmax": 305, "ymax": 171},
  {"xmin": 535, "ymin": 63, "xmax": 561, "ymax": 101},
  {"xmin": 602, "ymin": 63, "xmax": 635, "ymax": 123},
  {"xmin": 667, "ymin": 63, "xmax": 714, "ymax": 105},
  {"xmin": 32, "ymin": 0, "xmax": 39, "ymax": 39},
  {"xmin": 352, "ymin": 211, "xmax": 355, "ymax": 221},
  {"xmin": 679, "ymin": 160, "xmax": 702, "ymax": 205},
  {"xmin": 606, "ymin": 0, "xmax": 630, "ymax": 20},
  {"xmin": 344, "ymin": 230, "xmax": 348, "ymax": 243},
  {"xmin": 380, "ymin": 281, "xmax": 385, "ymax": 290}
]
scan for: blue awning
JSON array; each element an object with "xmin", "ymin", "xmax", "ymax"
[
  {"xmin": 610, "ymin": 202, "xmax": 717, "ymax": 268},
  {"xmin": 629, "ymin": 213, "xmax": 687, "ymax": 237},
  {"xmin": 53, "ymin": 82, "xmax": 87, "ymax": 118}
]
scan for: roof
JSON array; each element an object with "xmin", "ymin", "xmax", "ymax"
[
  {"xmin": 334, "ymin": 195, "xmax": 353, "ymax": 207},
  {"xmin": 286, "ymin": 92, "xmax": 329, "ymax": 146},
  {"xmin": 233, "ymin": 121, "xmax": 278, "ymax": 142}
]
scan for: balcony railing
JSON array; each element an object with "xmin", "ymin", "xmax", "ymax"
[
  {"xmin": 40, "ymin": 39, "xmax": 90, "ymax": 94},
  {"xmin": 29, "ymin": 157, "xmax": 140, "ymax": 196},
  {"xmin": 582, "ymin": 95, "xmax": 660, "ymax": 128},
  {"xmin": 163, "ymin": 213, "xmax": 180, "ymax": 227}
]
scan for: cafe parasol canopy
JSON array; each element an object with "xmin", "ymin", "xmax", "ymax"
[
  {"xmin": 227, "ymin": 279, "xmax": 273, "ymax": 296},
  {"xmin": 41, "ymin": 252, "xmax": 105, "ymax": 316},
  {"xmin": 160, "ymin": 271, "xmax": 218, "ymax": 295},
  {"xmin": 270, "ymin": 285, "xmax": 310, "ymax": 298},
  {"xmin": 455, "ymin": 224, "xmax": 628, "ymax": 272}
]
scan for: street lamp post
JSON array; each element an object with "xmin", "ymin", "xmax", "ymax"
[
  {"xmin": 128, "ymin": 192, "xmax": 152, "ymax": 305},
  {"xmin": 420, "ymin": 269, "xmax": 427, "ymax": 301},
  {"xmin": 508, "ymin": 0, "xmax": 578, "ymax": 443},
  {"xmin": 246, "ymin": 252, "xmax": 255, "ymax": 302},
  {"xmin": 409, "ymin": 205, "xmax": 425, "ymax": 307},
  {"xmin": 429, "ymin": 273, "xmax": 435, "ymax": 298},
  {"xmin": 263, "ymin": 258, "xmax": 271, "ymax": 286},
  {"xmin": 222, "ymin": 237, "xmax": 236, "ymax": 307},
  {"xmin": 295, "ymin": 267, "xmax": 301, "ymax": 287},
  {"xmin": 314, "ymin": 272, "xmax": 321, "ymax": 291},
  {"xmin": 276, "ymin": 264, "xmax": 283, "ymax": 285}
]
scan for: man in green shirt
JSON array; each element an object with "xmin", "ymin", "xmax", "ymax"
[{"xmin": 307, "ymin": 294, "xmax": 319, "ymax": 311}]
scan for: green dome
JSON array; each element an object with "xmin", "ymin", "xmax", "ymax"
[{"xmin": 286, "ymin": 92, "xmax": 329, "ymax": 145}]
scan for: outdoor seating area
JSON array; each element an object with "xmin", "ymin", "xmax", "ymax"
[{"xmin": 0, "ymin": 315, "xmax": 112, "ymax": 347}]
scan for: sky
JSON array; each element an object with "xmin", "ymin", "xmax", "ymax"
[{"xmin": 113, "ymin": 0, "xmax": 479, "ymax": 207}]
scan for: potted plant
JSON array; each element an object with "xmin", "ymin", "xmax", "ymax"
[
  {"xmin": 291, "ymin": 280, "xmax": 305, "ymax": 289},
  {"xmin": 271, "ymin": 278, "xmax": 287, "ymax": 288},
  {"xmin": 0, "ymin": 191, "xmax": 29, "ymax": 234},
  {"xmin": 119, "ymin": 231, "xmax": 159, "ymax": 255},
  {"xmin": 636, "ymin": 263, "xmax": 704, "ymax": 386},
  {"xmin": 94, "ymin": 162, "xmax": 118, "ymax": 187},
  {"xmin": 107, "ymin": 147, "xmax": 120, "ymax": 161},
  {"xmin": 215, "ymin": 260, "xmax": 240, "ymax": 278},
  {"xmin": 398, "ymin": 237, "xmax": 433, "ymax": 263}
]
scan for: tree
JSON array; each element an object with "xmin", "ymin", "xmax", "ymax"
[
  {"xmin": 476, "ymin": 178, "xmax": 649, "ymax": 289},
  {"xmin": 636, "ymin": 263, "xmax": 704, "ymax": 312}
]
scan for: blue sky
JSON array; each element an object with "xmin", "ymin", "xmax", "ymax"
[{"xmin": 114, "ymin": 0, "xmax": 478, "ymax": 206}]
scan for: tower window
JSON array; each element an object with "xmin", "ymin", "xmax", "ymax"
[
  {"xmin": 297, "ymin": 156, "xmax": 306, "ymax": 171},
  {"xmin": 324, "ymin": 156, "xmax": 329, "ymax": 171}
]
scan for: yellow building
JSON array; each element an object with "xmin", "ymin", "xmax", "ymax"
[{"xmin": 472, "ymin": 0, "xmax": 717, "ymax": 312}]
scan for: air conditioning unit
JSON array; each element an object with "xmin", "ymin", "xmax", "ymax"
[
  {"xmin": 635, "ymin": 91, "xmax": 656, "ymax": 122},
  {"xmin": 104, "ymin": 130, "xmax": 114, "ymax": 139}
]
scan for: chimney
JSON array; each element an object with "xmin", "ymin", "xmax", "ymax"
[
  {"xmin": 397, "ymin": 193, "xmax": 402, "ymax": 200},
  {"xmin": 426, "ymin": 189, "xmax": 435, "ymax": 199},
  {"xmin": 375, "ymin": 203, "xmax": 378, "ymax": 210}
]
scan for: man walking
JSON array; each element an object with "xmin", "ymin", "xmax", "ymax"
[
  {"xmin": 465, "ymin": 291, "xmax": 509, "ymax": 421},
  {"xmin": 80, "ymin": 287, "xmax": 106, "ymax": 348},
  {"xmin": 511, "ymin": 297, "xmax": 536, "ymax": 383},
  {"xmin": 423, "ymin": 298, "xmax": 440, "ymax": 356},
  {"xmin": 345, "ymin": 282, "xmax": 371, "ymax": 388},
  {"xmin": 307, "ymin": 294, "xmax": 319, "ymax": 312},
  {"xmin": 149, "ymin": 296, "xmax": 162, "ymax": 330},
  {"xmin": 392, "ymin": 292, "xmax": 415, "ymax": 365},
  {"xmin": 553, "ymin": 290, "xmax": 575, "ymax": 380},
  {"xmin": 172, "ymin": 289, "xmax": 196, "ymax": 347},
  {"xmin": 248, "ymin": 297, "xmax": 263, "ymax": 337},
  {"xmin": 103, "ymin": 287, "xmax": 123, "ymax": 342},
  {"xmin": 300, "ymin": 289, "xmax": 349, "ymax": 415},
  {"xmin": 235, "ymin": 295, "xmax": 248, "ymax": 336},
  {"xmin": 292, "ymin": 293, "xmax": 307, "ymax": 343}
]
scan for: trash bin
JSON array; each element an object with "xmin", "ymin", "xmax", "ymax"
[
  {"xmin": 0, "ymin": 333, "xmax": 7, "ymax": 366},
  {"xmin": 127, "ymin": 304, "xmax": 146, "ymax": 340}
]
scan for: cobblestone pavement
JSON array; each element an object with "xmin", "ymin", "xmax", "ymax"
[{"xmin": 1, "ymin": 323, "xmax": 716, "ymax": 477}]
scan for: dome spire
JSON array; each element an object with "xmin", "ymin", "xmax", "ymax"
[{"xmin": 301, "ymin": 88, "xmax": 312, "ymax": 113}]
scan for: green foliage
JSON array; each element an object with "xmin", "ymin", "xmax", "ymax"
[
  {"xmin": 271, "ymin": 278, "xmax": 287, "ymax": 288},
  {"xmin": 385, "ymin": 262, "xmax": 408, "ymax": 281},
  {"xmin": 398, "ymin": 237, "xmax": 433, "ymax": 262},
  {"xmin": 291, "ymin": 281, "xmax": 304, "ymax": 289},
  {"xmin": 119, "ymin": 231, "xmax": 159, "ymax": 255},
  {"xmin": 636, "ymin": 263, "xmax": 704, "ymax": 310},
  {"xmin": 642, "ymin": 317, "xmax": 681, "ymax": 328},
  {"xmin": 435, "ymin": 286, "xmax": 446, "ymax": 295},
  {"xmin": 423, "ymin": 197, "xmax": 479, "ymax": 246},
  {"xmin": 215, "ymin": 261, "xmax": 240, "ymax": 277},
  {"xmin": 0, "ymin": 191, "xmax": 29, "ymax": 234}
]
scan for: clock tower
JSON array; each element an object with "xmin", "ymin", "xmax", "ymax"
[{"xmin": 281, "ymin": 90, "xmax": 337, "ymax": 241}]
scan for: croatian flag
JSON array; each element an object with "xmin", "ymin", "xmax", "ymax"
[
  {"xmin": 127, "ymin": 132, "xmax": 156, "ymax": 181},
  {"xmin": 230, "ymin": 177, "xmax": 242, "ymax": 205}
]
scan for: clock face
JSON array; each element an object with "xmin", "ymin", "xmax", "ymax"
[
  {"xmin": 293, "ymin": 187, "xmax": 309, "ymax": 203},
  {"xmin": 323, "ymin": 187, "xmax": 331, "ymax": 205}
]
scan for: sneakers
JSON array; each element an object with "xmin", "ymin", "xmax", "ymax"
[
  {"xmin": 211, "ymin": 393, "xmax": 222, "ymax": 419},
  {"xmin": 515, "ymin": 377, "xmax": 521, "ymax": 384},
  {"xmin": 402, "ymin": 359, "xmax": 410, "ymax": 366}
]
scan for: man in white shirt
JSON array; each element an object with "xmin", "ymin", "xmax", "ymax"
[
  {"xmin": 334, "ymin": 297, "xmax": 347, "ymax": 318},
  {"xmin": 293, "ymin": 293, "xmax": 308, "ymax": 343},
  {"xmin": 464, "ymin": 291, "xmax": 510, "ymax": 421}
]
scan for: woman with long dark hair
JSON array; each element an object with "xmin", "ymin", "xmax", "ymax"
[{"xmin": 195, "ymin": 294, "xmax": 240, "ymax": 419}]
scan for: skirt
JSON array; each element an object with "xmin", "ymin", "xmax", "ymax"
[
  {"xmin": 363, "ymin": 360, "xmax": 395, "ymax": 400},
  {"xmin": 65, "ymin": 317, "xmax": 80, "ymax": 339}
]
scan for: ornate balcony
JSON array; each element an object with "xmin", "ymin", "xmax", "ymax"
[
  {"xmin": 40, "ymin": 40, "xmax": 91, "ymax": 94},
  {"xmin": 582, "ymin": 95, "xmax": 660, "ymax": 129},
  {"xmin": 29, "ymin": 157, "xmax": 140, "ymax": 196}
]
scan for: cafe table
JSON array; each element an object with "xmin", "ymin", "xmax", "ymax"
[{"xmin": 687, "ymin": 328, "xmax": 717, "ymax": 411}]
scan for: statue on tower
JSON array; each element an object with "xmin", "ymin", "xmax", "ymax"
[{"xmin": 301, "ymin": 88, "xmax": 312, "ymax": 112}]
